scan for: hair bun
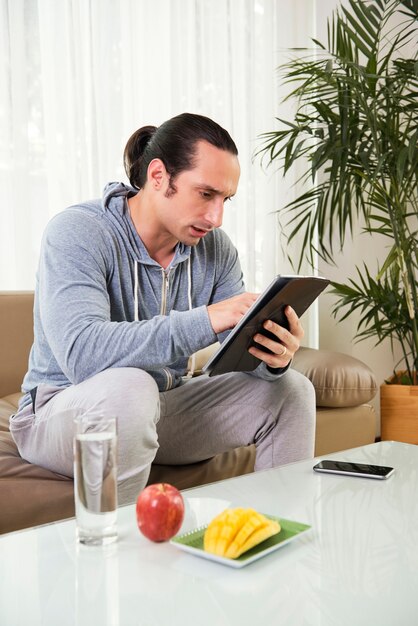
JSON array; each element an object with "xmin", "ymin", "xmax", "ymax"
[{"xmin": 124, "ymin": 125, "xmax": 157, "ymax": 188}]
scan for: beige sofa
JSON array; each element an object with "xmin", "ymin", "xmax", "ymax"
[{"xmin": 0, "ymin": 291, "xmax": 377, "ymax": 534}]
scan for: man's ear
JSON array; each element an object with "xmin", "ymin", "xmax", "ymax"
[{"xmin": 147, "ymin": 158, "xmax": 168, "ymax": 190}]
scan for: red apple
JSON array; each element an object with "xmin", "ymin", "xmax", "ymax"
[{"xmin": 136, "ymin": 483, "xmax": 185, "ymax": 542}]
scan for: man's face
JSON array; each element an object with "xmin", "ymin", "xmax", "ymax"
[{"xmin": 153, "ymin": 140, "xmax": 240, "ymax": 246}]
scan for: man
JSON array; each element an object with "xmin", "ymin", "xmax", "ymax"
[{"xmin": 11, "ymin": 113, "xmax": 315, "ymax": 503}]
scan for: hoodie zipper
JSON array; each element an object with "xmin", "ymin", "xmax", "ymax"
[
  {"xmin": 160, "ymin": 268, "xmax": 173, "ymax": 390},
  {"xmin": 160, "ymin": 268, "xmax": 171, "ymax": 315}
]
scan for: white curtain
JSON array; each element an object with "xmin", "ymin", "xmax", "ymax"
[{"xmin": 0, "ymin": 0, "xmax": 317, "ymax": 336}]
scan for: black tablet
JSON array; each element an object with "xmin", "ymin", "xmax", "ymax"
[{"xmin": 202, "ymin": 275, "xmax": 330, "ymax": 376}]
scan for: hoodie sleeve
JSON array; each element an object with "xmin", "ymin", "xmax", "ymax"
[{"xmin": 37, "ymin": 210, "xmax": 217, "ymax": 385}]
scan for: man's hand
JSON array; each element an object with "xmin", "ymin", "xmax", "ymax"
[
  {"xmin": 207, "ymin": 292, "xmax": 259, "ymax": 334},
  {"xmin": 248, "ymin": 306, "xmax": 304, "ymax": 369}
]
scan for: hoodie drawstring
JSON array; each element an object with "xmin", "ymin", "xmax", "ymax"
[
  {"xmin": 134, "ymin": 261, "xmax": 139, "ymax": 322},
  {"xmin": 184, "ymin": 256, "xmax": 196, "ymax": 379}
]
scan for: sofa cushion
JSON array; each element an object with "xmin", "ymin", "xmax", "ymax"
[
  {"xmin": 292, "ymin": 347, "xmax": 377, "ymax": 408},
  {"xmin": 192, "ymin": 344, "xmax": 377, "ymax": 408},
  {"xmin": 315, "ymin": 405, "xmax": 376, "ymax": 456}
]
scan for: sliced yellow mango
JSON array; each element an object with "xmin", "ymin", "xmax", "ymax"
[{"xmin": 204, "ymin": 507, "xmax": 281, "ymax": 559}]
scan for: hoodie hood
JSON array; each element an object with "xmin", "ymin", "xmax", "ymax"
[{"xmin": 100, "ymin": 181, "xmax": 192, "ymax": 268}]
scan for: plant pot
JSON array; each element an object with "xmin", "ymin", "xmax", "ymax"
[{"xmin": 380, "ymin": 376, "xmax": 418, "ymax": 444}]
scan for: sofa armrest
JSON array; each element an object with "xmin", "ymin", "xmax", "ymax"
[
  {"xmin": 0, "ymin": 291, "xmax": 34, "ymax": 398},
  {"xmin": 292, "ymin": 347, "xmax": 377, "ymax": 408}
]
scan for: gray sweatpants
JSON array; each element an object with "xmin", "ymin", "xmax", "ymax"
[{"xmin": 10, "ymin": 368, "xmax": 315, "ymax": 504}]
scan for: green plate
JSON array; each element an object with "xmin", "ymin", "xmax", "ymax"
[{"xmin": 170, "ymin": 515, "xmax": 311, "ymax": 569}]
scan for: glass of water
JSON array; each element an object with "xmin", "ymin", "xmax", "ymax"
[{"xmin": 73, "ymin": 414, "xmax": 118, "ymax": 545}]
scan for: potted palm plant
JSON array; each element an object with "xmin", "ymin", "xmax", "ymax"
[{"xmin": 258, "ymin": 0, "xmax": 418, "ymax": 441}]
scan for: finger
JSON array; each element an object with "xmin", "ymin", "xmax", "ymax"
[
  {"xmin": 252, "ymin": 333, "xmax": 292, "ymax": 358},
  {"xmin": 284, "ymin": 306, "xmax": 304, "ymax": 340},
  {"xmin": 263, "ymin": 320, "xmax": 295, "ymax": 348},
  {"xmin": 243, "ymin": 292, "xmax": 259, "ymax": 305},
  {"xmin": 259, "ymin": 321, "xmax": 301, "ymax": 362},
  {"xmin": 248, "ymin": 345, "xmax": 291, "ymax": 368},
  {"xmin": 264, "ymin": 316, "xmax": 303, "ymax": 346},
  {"xmin": 252, "ymin": 332, "xmax": 293, "ymax": 367}
]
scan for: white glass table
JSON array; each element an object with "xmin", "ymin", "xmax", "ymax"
[{"xmin": 1, "ymin": 441, "xmax": 418, "ymax": 625}]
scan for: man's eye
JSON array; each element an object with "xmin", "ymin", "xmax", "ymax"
[{"xmin": 200, "ymin": 191, "xmax": 212, "ymax": 199}]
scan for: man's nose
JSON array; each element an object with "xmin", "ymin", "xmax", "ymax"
[{"xmin": 205, "ymin": 200, "xmax": 224, "ymax": 228}]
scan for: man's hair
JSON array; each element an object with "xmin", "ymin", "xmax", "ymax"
[{"xmin": 123, "ymin": 112, "xmax": 238, "ymax": 193}]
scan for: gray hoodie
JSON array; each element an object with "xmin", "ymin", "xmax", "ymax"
[{"xmin": 20, "ymin": 182, "xmax": 280, "ymax": 408}]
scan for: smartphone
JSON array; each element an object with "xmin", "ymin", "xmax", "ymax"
[{"xmin": 313, "ymin": 460, "xmax": 394, "ymax": 480}]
